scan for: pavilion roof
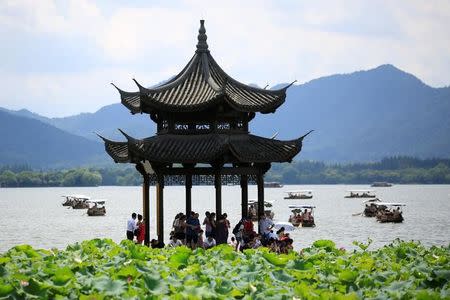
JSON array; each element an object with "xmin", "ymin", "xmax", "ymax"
[
  {"xmin": 99, "ymin": 131, "xmax": 312, "ymax": 165},
  {"xmin": 113, "ymin": 20, "xmax": 295, "ymax": 115}
]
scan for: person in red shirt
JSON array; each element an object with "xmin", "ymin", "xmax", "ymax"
[{"xmin": 136, "ymin": 214, "xmax": 146, "ymax": 245}]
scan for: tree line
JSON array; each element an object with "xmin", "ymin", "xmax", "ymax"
[
  {"xmin": 265, "ymin": 156, "xmax": 450, "ymax": 184},
  {"xmin": 1, "ymin": 156, "xmax": 450, "ymax": 187}
]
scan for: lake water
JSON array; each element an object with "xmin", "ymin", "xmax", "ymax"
[{"xmin": 1, "ymin": 185, "xmax": 449, "ymax": 253}]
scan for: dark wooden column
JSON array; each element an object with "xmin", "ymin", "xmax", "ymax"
[
  {"xmin": 135, "ymin": 163, "xmax": 150, "ymax": 246},
  {"xmin": 240, "ymin": 174, "xmax": 248, "ymax": 219},
  {"xmin": 185, "ymin": 174, "xmax": 192, "ymax": 216},
  {"xmin": 215, "ymin": 170, "xmax": 222, "ymax": 218},
  {"xmin": 143, "ymin": 173, "xmax": 150, "ymax": 245},
  {"xmin": 156, "ymin": 174, "xmax": 164, "ymax": 244},
  {"xmin": 256, "ymin": 172, "xmax": 264, "ymax": 234}
]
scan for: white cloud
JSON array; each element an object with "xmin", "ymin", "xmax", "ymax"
[
  {"xmin": 0, "ymin": 67, "xmax": 175, "ymax": 117},
  {"xmin": 0, "ymin": 0, "xmax": 449, "ymax": 117}
]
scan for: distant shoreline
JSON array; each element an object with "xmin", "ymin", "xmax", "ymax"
[
  {"xmin": 2, "ymin": 183, "xmax": 450, "ymax": 188},
  {"xmin": 2, "ymin": 156, "xmax": 450, "ymax": 187}
]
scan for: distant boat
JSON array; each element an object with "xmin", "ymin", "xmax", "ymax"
[
  {"xmin": 345, "ymin": 190, "xmax": 376, "ymax": 198},
  {"xmin": 264, "ymin": 182, "xmax": 283, "ymax": 188},
  {"xmin": 87, "ymin": 200, "xmax": 107, "ymax": 216},
  {"xmin": 371, "ymin": 182, "xmax": 393, "ymax": 187},
  {"xmin": 62, "ymin": 195, "xmax": 90, "ymax": 207},
  {"xmin": 362, "ymin": 198, "xmax": 382, "ymax": 217},
  {"xmin": 375, "ymin": 202, "xmax": 405, "ymax": 223},
  {"xmin": 284, "ymin": 190, "xmax": 313, "ymax": 199},
  {"xmin": 247, "ymin": 199, "xmax": 274, "ymax": 221}
]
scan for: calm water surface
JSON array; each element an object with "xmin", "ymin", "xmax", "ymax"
[{"xmin": 1, "ymin": 185, "xmax": 449, "ymax": 252}]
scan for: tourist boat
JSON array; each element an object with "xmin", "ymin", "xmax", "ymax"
[
  {"xmin": 371, "ymin": 182, "xmax": 393, "ymax": 187},
  {"xmin": 362, "ymin": 198, "xmax": 382, "ymax": 217},
  {"xmin": 284, "ymin": 190, "xmax": 313, "ymax": 199},
  {"xmin": 345, "ymin": 190, "xmax": 376, "ymax": 198},
  {"xmin": 288, "ymin": 205, "xmax": 316, "ymax": 227},
  {"xmin": 62, "ymin": 195, "xmax": 90, "ymax": 207},
  {"xmin": 264, "ymin": 182, "xmax": 283, "ymax": 188},
  {"xmin": 375, "ymin": 202, "xmax": 405, "ymax": 223},
  {"xmin": 248, "ymin": 199, "xmax": 275, "ymax": 221},
  {"xmin": 87, "ymin": 200, "xmax": 106, "ymax": 216},
  {"xmin": 71, "ymin": 197, "xmax": 90, "ymax": 209}
]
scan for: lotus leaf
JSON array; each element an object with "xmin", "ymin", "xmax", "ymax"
[
  {"xmin": 0, "ymin": 239, "xmax": 448, "ymax": 299},
  {"xmin": 92, "ymin": 276, "xmax": 125, "ymax": 296}
]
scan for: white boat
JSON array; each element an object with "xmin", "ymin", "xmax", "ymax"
[
  {"xmin": 248, "ymin": 199, "xmax": 274, "ymax": 221},
  {"xmin": 345, "ymin": 190, "xmax": 376, "ymax": 198},
  {"xmin": 264, "ymin": 182, "xmax": 283, "ymax": 188},
  {"xmin": 284, "ymin": 190, "xmax": 313, "ymax": 199},
  {"xmin": 87, "ymin": 199, "xmax": 107, "ymax": 216},
  {"xmin": 288, "ymin": 204, "xmax": 316, "ymax": 227}
]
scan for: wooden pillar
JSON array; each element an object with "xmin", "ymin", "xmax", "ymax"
[
  {"xmin": 156, "ymin": 174, "xmax": 164, "ymax": 244},
  {"xmin": 143, "ymin": 173, "xmax": 150, "ymax": 245},
  {"xmin": 215, "ymin": 171, "xmax": 222, "ymax": 218},
  {"xmin": 240, "ymin": 174, "xmax": 248, "ymax": 219},
  {"xmin": 185, "ymin": 174, "xmax": 192, "ymax": 216},
  {"xmin": 256, "ymin": 173, "xmax": 264, "ymax": 234}
]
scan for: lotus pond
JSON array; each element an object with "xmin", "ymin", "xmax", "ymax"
[{"xmin": 0, "ymin": 239, "xmax": 449, "ymax": 299}]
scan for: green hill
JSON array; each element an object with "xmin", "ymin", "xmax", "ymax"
[{"xmin": 0, "ymin": 110, "xmax": 106, "ymax": 168}]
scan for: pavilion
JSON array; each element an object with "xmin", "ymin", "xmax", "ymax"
[{"xmin": 99, "ymin": 20, "xmax": 311, "ymax": 245}]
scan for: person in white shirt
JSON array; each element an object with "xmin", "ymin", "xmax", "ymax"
[
  {"xmin": 126, "ymin": 213, "xmax": 137, "ymax": 241},
  {"xmin": 168, "ymin": 236, "xmax": 183, "ymax": 248},
  {"xmin": 204, "ymin": 236, "xmax": 216, "ymax": 249},
  {"xmin": 228, "ymin": 236, "xmax": 238, "ymax": 249}
]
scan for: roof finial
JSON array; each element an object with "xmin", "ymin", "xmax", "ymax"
[{"xmin": 196, "ymin": 20, "xmax": 209, "ymax": 52}]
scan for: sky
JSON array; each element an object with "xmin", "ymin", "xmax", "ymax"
[{"xmin": 0, "ymin": 0, "xmax": 449, "ymax": 117}]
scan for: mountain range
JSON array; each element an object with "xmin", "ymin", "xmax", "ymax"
[
  {"xmin": 0, "ymin": 110, "xmax": 105, "ymax": 168},
  {"xmin": 1, "ymin": 64, "xmax": 449, "ymax": 168}
]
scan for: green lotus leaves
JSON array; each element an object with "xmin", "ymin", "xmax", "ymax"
[
  {"xmin": 92, "ymin": 276, "xmax": 126, "ymax": 296},
  {"xmin": 0, "ymin": 283, "xmax": 14, "ymax": 297},
  {"xmin": 52, "ymin": 267, "xmax": 75, "ymax": 285},
  {"xmin": 168, "ymin": 246, "xmax": 192, "ymax": 269},
  {"xmin": 0, "ymin": 239, "xmax": 449, "ymax": 299},
  {"xmin": 313, "ymin": 239, "xmax": 337, "ymax": 252},
  {"xmin": 262, "ymin": 250, "xmax": 289, "ymax": 267}
]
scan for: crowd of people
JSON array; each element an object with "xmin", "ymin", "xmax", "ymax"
[
  {"xmin": 169, "ymin": 211, "xmax": 231, "ymax": 250},
  {"xmin": 126, "ymin": 211, "xmax": 295, "ymax": 254}
]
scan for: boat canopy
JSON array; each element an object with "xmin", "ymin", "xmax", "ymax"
[
  {"xmin": 62, "ymin": 195, "xmax": 90, "ymax": 200},
  {"xmin": 374, "ymin": 202, "xmax": 406, "ymax": 207},
  {"xmin": 248, "ymin": 199, "xmax": 274, "ymax": 204},
  {"xmin": 363, "ymin": 198, "xmax": 381, "ymax": 203},
  {"xmin": 288, "ymin": 204, "xmax": 315, "ymax": 209},
  {"xmin": 87, "ymin": 199, "xmax": 107, "ymax": 205}
]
